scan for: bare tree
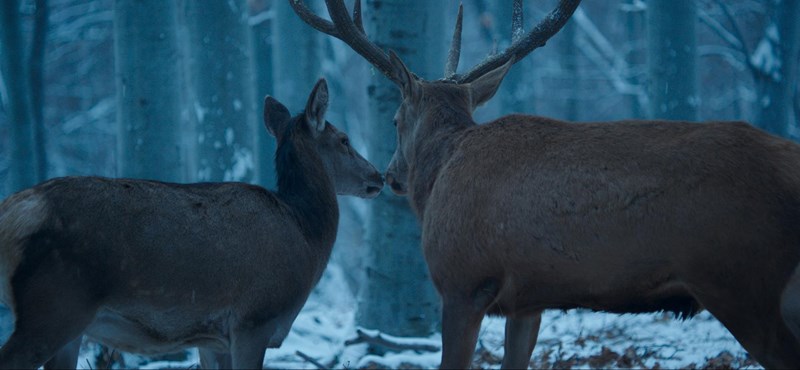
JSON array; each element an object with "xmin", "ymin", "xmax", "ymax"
[
  {"xmin": 0, "ymin": 0, "xmax": 41, "ymax": 193},
  {"xmin": 355, "ymin": 0, "xmax": 445, "ymax": 337},
  {"xmin": 115, "ymin": 0, "xmax": 185, "ymax": 181},
  {"xmin": 182, "ymin": 0, "xmax": 257, "ymax": 183},
  {"xmin": 646, "ymin": 0, "xmax": 698, "ymax": 120}
]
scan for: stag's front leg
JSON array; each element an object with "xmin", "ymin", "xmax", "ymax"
[
  {"xmin": 229, "ymin": 326, "xmax": 268, "ymax": 370},
  {"xmin": 501, "ymin": 312, "xmax": 542, "ymax": 369},
  {"xmin": 440, "ymin": 295, "xmax": 488, "ymax": 369},
  {"xmin": 198, "ymin": 348, "xmax": 232, "ymax": 369}
]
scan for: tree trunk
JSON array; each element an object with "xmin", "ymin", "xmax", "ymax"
[
  {"xmin": 249, "ymin": 0, "xmax": 276, "ymax": 188},
  {"xmin": 753, "ymin": 0, "xmax": 800, "ymax": 137},
  {"xmin": 0, "ymin": 0, "xmax": 38, "ymax": 193},
  {"xmin": 646, "ymin": 0, "xmax": 697, "ymax": 121},
  {"xmin": 272, "ymin": 0, "xmax": 321, "ymax": 110},
  {"xmin": 183, "ymin": 0, "xmax": 257, "ymax": 183},
  {"xmin": 30, "ymin": 0, "xmax": 48, "ymax": 182},
  {"xmin": 115, "ymin": 0, "xmax": 185, "ymax": 182},
  {"xmin": 356, "ymin": 0, "xmax": 443, "ymax": 338}
]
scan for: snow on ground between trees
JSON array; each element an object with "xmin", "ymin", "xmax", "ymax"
[{"xmin": 60, "ymin": 262, "xmax": 761, "ymax": 369}]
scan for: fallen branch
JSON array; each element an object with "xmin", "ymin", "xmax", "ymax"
[
  {"xmin": 344, "ymin": 328, "xmax": 441, "ymax": 353},
  {"xmin": 295, "ymin": 350, "xmax": 328, "ymax": 370}
]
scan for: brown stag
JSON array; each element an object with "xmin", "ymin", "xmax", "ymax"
[
  {"xmin": 0, "ymin": 79, "xmax": 384, "ymax": 369},
  {"xmin": 292, "ymin": 1, "xmax": 800, "ymax": 368}
]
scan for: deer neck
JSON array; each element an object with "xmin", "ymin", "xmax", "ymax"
[
  {"xmin": 275, "ymin": 135, "xmax": 339, "ymax": 251},
  {"xmin": 407, "ymin": 107, "xmax": 475, "ymax": 218}
]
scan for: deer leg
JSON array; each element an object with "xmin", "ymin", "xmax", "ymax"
[
  {"xmin": 43, "ymin": 336, "xmax": 82, "ymax": 370},
  {"xmin": 501, "ymin": 311, "xmax": 542, "ymax": 369},
  {"xmin": 0, "ymin": 260, "xmax": 98, "ymax": 369},
  {"xmin": 440, "ymin": 295, "xmax": 488, "ymax": 369},
  {"xmin": 198, "ymin": 347, "xmax": 232, "ymax": 369},
  {"xmin": 229, "ymin": 327, "xmax": 267, "ymax": 370},
  {"xmin": 698, "ymin": 288, "xmax": 800, "ymax": 368}
]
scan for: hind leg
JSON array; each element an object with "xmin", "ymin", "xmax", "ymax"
[
  {"xmin": 44, "ymin": 336, "xmax": 82, "ymax": 370},
  {"xmin": 501, "ymin": 311, "xmax": 542, "ymax": 369},
  {"xmin": 0, "ymin": 260, "xmax": 99, "ymax": 369}
]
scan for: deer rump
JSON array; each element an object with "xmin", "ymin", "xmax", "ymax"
[
  {"xmin": 1, "ymin": 176, "xmax": 315, "ymax": 354},
  {"xmin": 422, "ymin": 116, "xmax": 800, "ymax": 319}
]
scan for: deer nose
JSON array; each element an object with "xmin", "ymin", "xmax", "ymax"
[{"xmin": 385, "ymin": 173, "xmax": 407, "ymax": 195}]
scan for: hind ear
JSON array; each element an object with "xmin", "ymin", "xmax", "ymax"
[
  {"xmin": 304, "ymin": 79, "xmax": 328, "ymax": 137},
  {"xmin": 264, "ymin": 96, "xmax": 291, "ymax": 138}
]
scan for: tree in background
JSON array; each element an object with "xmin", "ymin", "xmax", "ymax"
[
  {"xmin": 749, "ymin": 0, "xmax": 799, "ymax": 137},
  {"xmin": 646, "ymin": 0, "xmax": 698, "ymax": 121},
  {"xmin": 183, "ymin": 0, "xmax": 257, "ymax": 183},
  {"xmin": 0, "ymin": 0, "xmax": 47, "ymax": 194},
  {"xmin": 249, "ymin": 0, "xmax": 277, "ymax": 189},
  {"xmin": 114, "ymin": 0, "xmax": 185, "ymax": 182},
  {"xmin": 356, "ymin": 0, "xmax": 444, "ymax": 338},
  {"xmin": 272, "ymin": 0, "xmax": 321, "ymax": 110}
]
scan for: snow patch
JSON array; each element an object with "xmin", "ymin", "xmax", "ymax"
[
  {"xmin": 225, "ymin": 128, "xmax": 235, "ymax": 146},
  {"xmin": 750, "ymin": 23, "xmax": 782, "ymax": 82},
  {"xmin": 193, "ymin": 102, "xmax": 208, "ymax": 124},
  {"xmin": 223, "ymin": 148, "xmax": 253, "ymax": 182}
]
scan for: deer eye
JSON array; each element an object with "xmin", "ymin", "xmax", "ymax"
[
  {"xmin": 392, "ymin": 119, "xmax": 398, "ymax": 127},
  {"xmin": 340, "ymin": 137, "xmax": 350, "ymax": 147}
]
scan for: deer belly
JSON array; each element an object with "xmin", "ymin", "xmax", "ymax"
[{"xmin": 83, "ymin": 307, "xmax": 231, "ymax": 354}]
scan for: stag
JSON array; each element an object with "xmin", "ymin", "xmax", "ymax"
[
  {"xmin": 0, "ymin": 79, "xmax": 384, "ymax": 369},
  {"xmin": 292, "ymin": 1, "xmax": 800, "ymax": 368}
]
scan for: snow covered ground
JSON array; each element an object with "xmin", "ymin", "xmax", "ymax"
[{"xmin": 12, "ymin": 262, "xmax": 751, "ymax": 369}]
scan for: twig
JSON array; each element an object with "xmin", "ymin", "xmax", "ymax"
[
  {"xmin": 295, "ymin": 350, "xmax": 329, "ymax": 370},
  {"xmin": 344, "ymin": 328, "xmax": 440, "ymax": 353},
  {"xmin": 713, "ymin": 0, "xmax": 759, "ymax": 77}
]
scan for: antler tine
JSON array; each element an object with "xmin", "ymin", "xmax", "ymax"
[
  {"xmin": 511, "ymin": 0, "xmax": 523, "ymax": 43},
  {"xmin": 456, "ymin": 0, "xmax": 581, "ymax": 83},
  {"xmin": 444, "ymin": 3, "xmax": 463, "ymax": 79},
  {"xmin": 290, "ymin": 0, "xmax": 399, "ymax": 83},
  {"xmin": 353, "ymin": 0, "xmax": 365, "ymax": 34},
  {"xmin": 289, "ymin": 0, "xmax": 338, "ymax": 37}
]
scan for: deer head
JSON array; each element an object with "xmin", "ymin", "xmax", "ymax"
[
  {"xmin": 290, "ymin": 0, "xmax": 581, "ymax": 195},
  {"xmin": 264, "ymin": 78, "xmax": 383, "ymax": 198}
]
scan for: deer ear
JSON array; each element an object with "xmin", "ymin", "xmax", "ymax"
[
  {"xmin": 388, "ymin": 50, "xmax": 421, "ymax": 101},
  {"xmin": 304, "ymin": 78, "xmax": 329, "ymax": 137},
  {"xmin": 467, "ymin": 59, "xmax": 513, "ymax": 109},
  {"xmin": 264, "ymin": 96, "xmax": 291, "ymax": 138}
]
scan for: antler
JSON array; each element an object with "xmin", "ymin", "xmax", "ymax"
[
  {"xmin": 290, "ymin": 0, "xmax": 398, "ymax": 84},
  {"xmin": 292, "ymin": 0, "xmax": 581, "ymax": 87},
  {"xmin": 453, "ymin": 0, "xmax": 581, "ymax": 83},
  {"xmin": 444, "ymin": 3, "xmax": 463, "ymax": 79}
]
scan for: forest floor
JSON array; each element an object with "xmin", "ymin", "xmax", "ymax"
[{"xmin": 65, "ymin": 263, "xmax": 761, "ymax": 370}]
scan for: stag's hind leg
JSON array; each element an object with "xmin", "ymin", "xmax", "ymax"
[
  {"xmin": 501, "ymin": 311, "xmax": 542, "ymax": 369},
  {"xmin": 697, "ymin": 284, "xmax": 800, "ymax": 368},
  {"xmin": 43, "ymin": 336, "xmax": 82, "ymax": 370}
]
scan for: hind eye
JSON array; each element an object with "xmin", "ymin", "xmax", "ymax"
[{"xmin": 340, "ymin": 137, "xmax": 350, "ymax": 147}]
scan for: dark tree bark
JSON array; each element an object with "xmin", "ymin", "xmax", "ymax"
[{"xmin": 356, "ymin": 0, "xmax": 444, "ymax": 338}]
